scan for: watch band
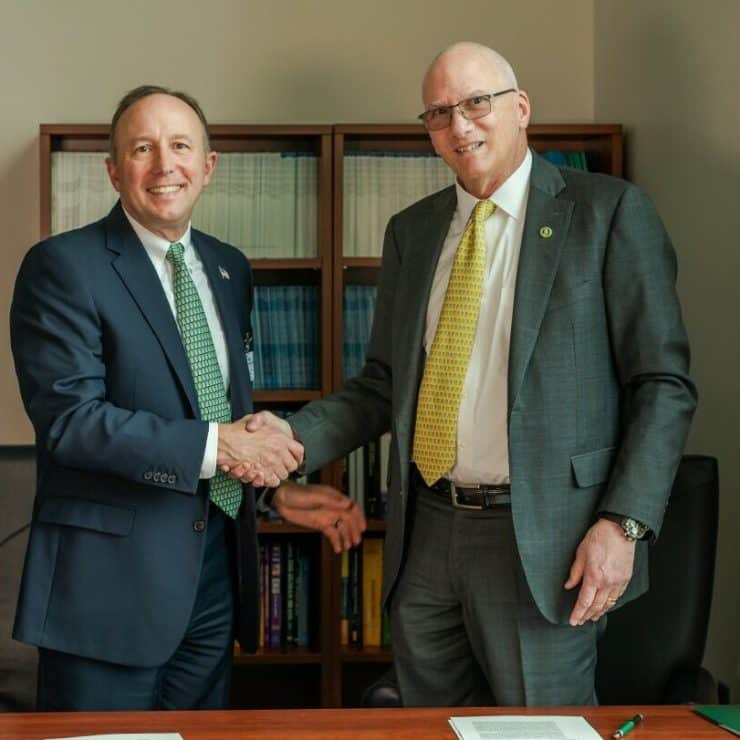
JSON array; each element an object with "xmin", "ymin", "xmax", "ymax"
[{"xmin": 599, "ymin": 512, "xmax": 649, "ymax": 541}]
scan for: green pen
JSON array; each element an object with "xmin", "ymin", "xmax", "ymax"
[{"xmin": 612, "ymin": 713, "xmax": 644, "ymax": 738}]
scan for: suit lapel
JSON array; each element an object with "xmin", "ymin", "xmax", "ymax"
[
  {"xmin": 395, "ymin": 187, "xmax": 456, "ymax": 459},
  {"xmin": 508, "ymin": 154, "xmax": 573, "ymax": 417},
  {"xmin": 105, "ymin": 203, "xmax": 200, "ymax": 417},
  {"xmin": 194, "ymin": 234, "xmax": 252, "ymax": 419}
]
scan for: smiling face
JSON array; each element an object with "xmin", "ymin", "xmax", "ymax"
[
  {"xmin": 422, "ymin": 45, "xmax": 530, "ymax": 199},
  {"xmin": 106, "ymin": 93, "xmax": 216, "ymax": 242}
]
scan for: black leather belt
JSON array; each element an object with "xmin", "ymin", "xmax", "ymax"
[{"xmin": 412, "ymin": 465, "xmax": 511, "ymax": 510}]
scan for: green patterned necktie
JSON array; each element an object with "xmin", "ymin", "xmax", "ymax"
[{"xmin": 167, "ymin": 241, "xmax": 243, "ymax": 518}]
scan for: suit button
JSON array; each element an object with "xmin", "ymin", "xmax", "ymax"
[
  {"xmin": 144, "ymin": 471, "xmax": 153, "ymax": 481},
  {"xmin": 153, "ymin": 472, "xmax": 161, "ymax": 482},
  {"xmin": 193, "ymin": 520, "xmax": 206, "ymax": 533},
  {"xmin": 168, "ymin": 474, "xmax": 176, "ymax": 484}
]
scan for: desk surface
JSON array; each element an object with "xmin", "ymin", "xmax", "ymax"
[{"xmin": 0, "ymin": 706, "xmax": 728, "ymax": 739}]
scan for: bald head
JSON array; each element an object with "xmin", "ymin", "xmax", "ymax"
[
  {"xmin": 422, "ymin": 42, "xmax": 518, "ymax": 103},
  {"xmin": 419, "ymin": 41, "xmax": 530, "ymax": 199}
]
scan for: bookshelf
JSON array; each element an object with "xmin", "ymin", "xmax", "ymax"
[{"xmin": 39, "ymin": 121, "xmax": 623, "ymax": 708}]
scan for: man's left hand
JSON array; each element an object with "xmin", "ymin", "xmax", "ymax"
[
  {"xmin": 564, "ymin": 518, "xmax": 635, "ymax": 626},
  {"xmin": 273, "ymin": 481, "xmax": 367, "ymax": 554}
]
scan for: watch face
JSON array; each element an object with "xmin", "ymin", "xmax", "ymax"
[{"xmin": 623, "ymin": 517, "xmax": 648, "ymax": 540}]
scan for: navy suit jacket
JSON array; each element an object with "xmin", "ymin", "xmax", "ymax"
[{"xmin": 10, "ymin": 203, "xmax": 260, "ymax": 666}]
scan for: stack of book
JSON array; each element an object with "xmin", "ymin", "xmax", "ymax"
[
  {"xmin": 251, "ymin": 285, "xmax": 319, "ymax": 389},
  {"xmin": 194, "ymin": 151, "xmax": 318, "ymax": 258},
  {"xmin": 258, "ymin": 539, "xmax": 314, "ymax": 649},
  {"xmin": 340, "ymin": 538, "xmax": 391, "ymax": 649},
  {"xmin": 540, "ymin": 150, "xmax": 589, "ymax": 170},
  {"xmin": 343, "ymin": 433, "xmax": 391, "ymax": 519},
  {"xmin": 50, "ymin": 151, "xmax": 319, "ymax": 258},
  {"xmin": 343, "ymin": 152, "xmax": 453, "ymax": 257},
  {"xmin": 342, "ymin": 284, "xmax": 377, "ymax": 379}
]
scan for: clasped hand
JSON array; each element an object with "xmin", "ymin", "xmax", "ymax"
[
  {"xmin": 217, "ymin": 413, "xmax": 303, "ymax": 488},
  {"xmin": 218, "ymin": 412, "xmax": 366, "ymax": 552}
]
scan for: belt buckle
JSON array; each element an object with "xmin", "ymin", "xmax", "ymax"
[{"xmin": 450, "ymin": 482, "xmax": 484, "ymax": 510}]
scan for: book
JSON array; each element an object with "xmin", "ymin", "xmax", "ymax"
[
  {"xmin": 295, "ymin": 547, "xmax": 311, "ymax": 647},
  {"xmin": 694, "ymin": 706, "xmax": 740, "ymax": 736},
  {"xmin": 284, "ymin": 541, "xmax": 297, "ymax": 646},
  {"xmin": 362, "ymin": 538, "xmax": 383, "ymax": 647},
  {"xmin": 348, "ymin": 547, "xmax": 363, "ymax": 647},
  {"xmin": 340, "ymin": 549, "xmax": 350, "ymax": 646},
  {"xmin": 268, "ymin": 541, "xmax": 283, "ymax": 647}
]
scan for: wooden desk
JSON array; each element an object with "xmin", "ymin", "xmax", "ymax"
[{"xmin": 0, "ymin": 705, "xmax": 727, "ymax": 739}]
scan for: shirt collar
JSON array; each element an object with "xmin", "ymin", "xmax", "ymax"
[
  {"xmin": 454, "ymin": 147, "xmax": 532, "ymax": 223},
  {"xmin": 122, "ymin": 207, "xmax": 193, "ymax": 259}
]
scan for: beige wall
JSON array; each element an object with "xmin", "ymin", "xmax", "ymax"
[
  {"xmin": 595, "ymin": 0, "xmax": 740, "ymax": 699},
  {"xmin": 0, "ymin": 0, "xmax": 593, "ymax": 443}
]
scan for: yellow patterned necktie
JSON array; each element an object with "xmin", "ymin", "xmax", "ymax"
[{"xmin": 413, "ymin": 199, "xmax": 495, "ymax": 485}]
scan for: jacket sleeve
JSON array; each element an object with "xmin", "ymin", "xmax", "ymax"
[{"xmin": 597, "ymin": 184, "xmax": 697, "ymax": 535}]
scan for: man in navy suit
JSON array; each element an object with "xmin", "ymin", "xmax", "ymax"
[{"xmin": 10, "ymin": 85, "xmax": 364, "ymax": 711}]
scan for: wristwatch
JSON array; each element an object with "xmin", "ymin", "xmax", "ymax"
[{"xmin": 600, "ymin": 513, "xmax": 650, "ymax": 542}]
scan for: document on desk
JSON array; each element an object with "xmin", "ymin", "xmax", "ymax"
[
  {"xmin": 46, "ymin": 734, "xmax": 183, "ymax": 740},
  {"xmin": 449, "ymin": 715, "xmax": 602, "ymax": 740}
]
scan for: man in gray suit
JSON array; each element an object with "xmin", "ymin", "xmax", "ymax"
[{"xmin": 243, "ymin": 42, "xmax": 697, "ymax": 706}]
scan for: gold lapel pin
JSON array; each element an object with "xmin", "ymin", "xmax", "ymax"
[{"xmin": 539, "ymin": 226, "xmax": 553, "ymax": 239}]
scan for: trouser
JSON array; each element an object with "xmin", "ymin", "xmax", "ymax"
[
  {"xmin": 37, "ymin": 504, "xmax": 235, "ymax": 711},
  {"xmin": 389, "ymin": 487, "xmax": 604, "ymax": 707}
]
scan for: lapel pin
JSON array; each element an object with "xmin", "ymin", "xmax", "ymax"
[
  {"xmin": 219, "ymin": 266, "xmax": 230, "ymax": 280},
  {"xmin": 539, "ymin": 226, "xmax": 553, "ymax": 239}
]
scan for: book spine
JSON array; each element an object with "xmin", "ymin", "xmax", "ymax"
[
  {"xmin": 349, "ymin": 547, "xmax": 363, "ymax": 648},
  {"xmin": 362, "ymin": 538, "xmax": 383, "ymax": 647},
  {"xmin": 296, "ymin": 549, "xmax": 311, "ymax": 647},
  {"xmin": 269, "ymin": 541, "xmax": 283, "ymax": 647},
  {"xmin": 285, "ymin": 541, "xmax": 297, "ymax": 646}
]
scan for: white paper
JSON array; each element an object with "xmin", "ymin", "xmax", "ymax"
[
  {"xmin": 448, "ymin": 715, "xmax": 602, "ymax": 740},
  {"xmin": 46, "ymin": 734, "xmax": 183, "ymax": 740}
]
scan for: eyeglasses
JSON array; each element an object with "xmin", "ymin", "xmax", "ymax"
[{"xmin": 418, "ymin": 88, "xmax": 517, "ymax": 131}]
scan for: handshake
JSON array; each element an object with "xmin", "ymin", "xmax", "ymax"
[{"xmin": 216, "ymin": 411, "xmax": 365, "ymax": 552}]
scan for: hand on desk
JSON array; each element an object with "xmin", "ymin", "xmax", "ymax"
[
  {"xmin": 217, "ymin": 415, "xmax": 304, "ymax": 488},
  {"xmin": 564, "ymin": 518, "xmax": 635, "ymax": 626},
  {"xmin": 274, "ymin": 480, "xmax": 367, "ymax": 553}
]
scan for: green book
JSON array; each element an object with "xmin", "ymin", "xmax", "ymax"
[{"xmin": 694, "ymin": 706, "xmax": 740, "ymax": 736}]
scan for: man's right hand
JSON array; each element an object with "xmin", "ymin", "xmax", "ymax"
[
  {"xmin": 217, "ymin": 414, "xmax": 303, "ymax": 487},
  {"xmin": 222, "ymin": 411, "xmax": 297, "ymax": 485}
]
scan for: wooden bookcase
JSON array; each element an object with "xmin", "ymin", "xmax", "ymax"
[{"xmin": 39, "ymin": 122, "xmax": 623, "ymax": 709}]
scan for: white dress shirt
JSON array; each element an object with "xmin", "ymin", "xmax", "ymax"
[
  {"xmin": 423, "ymin": 149, "xmax": 532, "ymax": 485},
  {"xmin": 123, "ymin": 209, "xmax": 228, "ymax": 479}
]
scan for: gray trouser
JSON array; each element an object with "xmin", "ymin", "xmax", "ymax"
[{"xmin": 389, "ymin": 490, "xmax": 603, "ymax": 707}]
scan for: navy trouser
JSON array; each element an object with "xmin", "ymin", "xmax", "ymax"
[{"xmin": 37, "ymin": 504, "xmax": 235, "ymax": 711}]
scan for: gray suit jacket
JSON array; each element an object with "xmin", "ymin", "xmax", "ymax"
[{"xmin": 291, "ymin": 152, "xmax": 696, "ymax": 624}]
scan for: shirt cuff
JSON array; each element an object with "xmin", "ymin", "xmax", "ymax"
[{"xmin": 200, "ymin": 422, "xmax": 219, "ymax": 479}]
